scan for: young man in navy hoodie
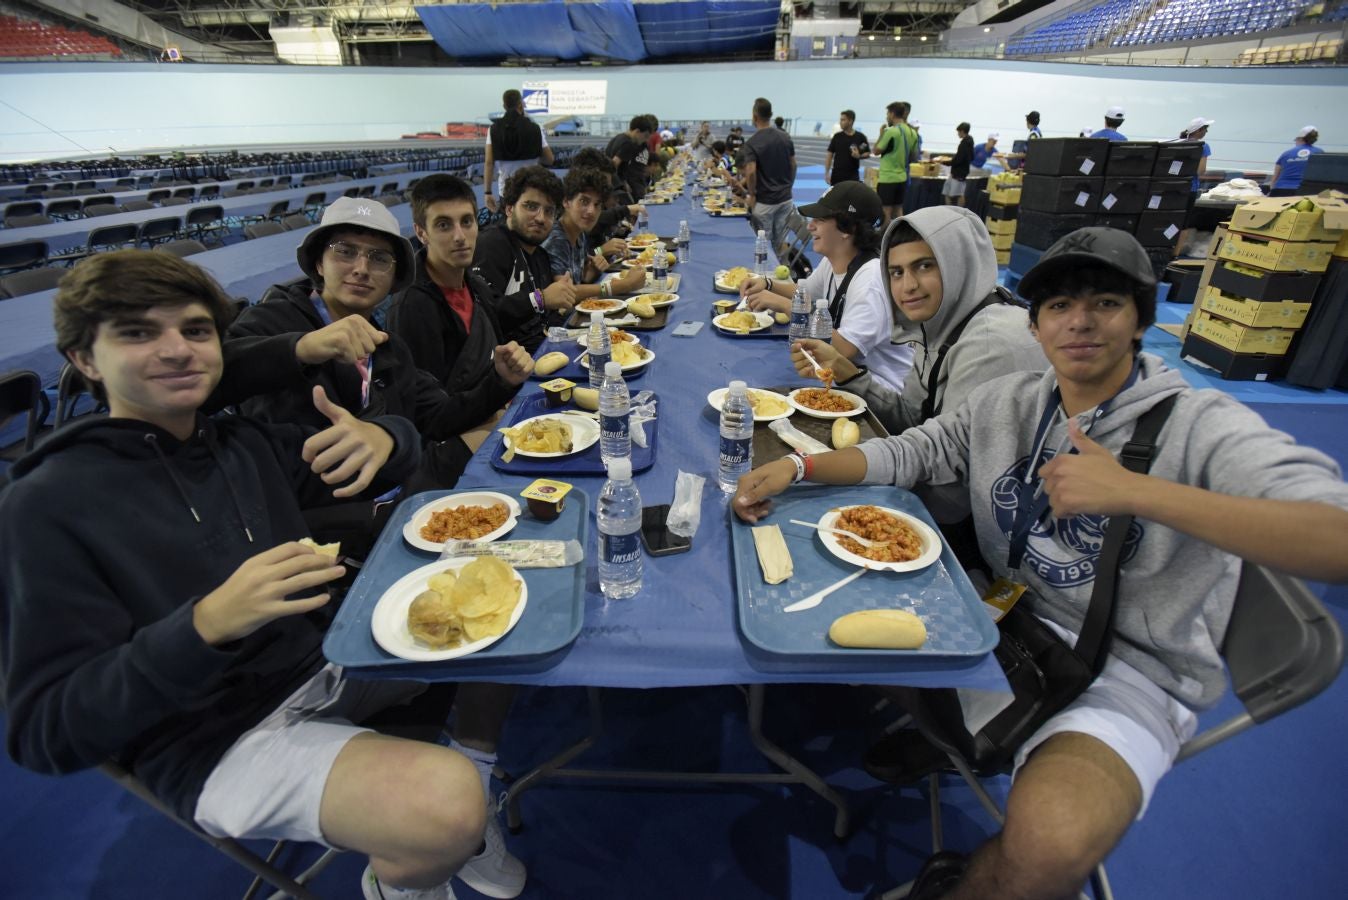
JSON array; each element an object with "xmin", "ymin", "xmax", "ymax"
[{"xmin": 0, "ymin": 251, "xmax": 487, "ymax": 900}]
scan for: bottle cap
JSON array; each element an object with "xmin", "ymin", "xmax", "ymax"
[
  {"xmin": 591, "ymin": 310, "xmax": 604, "ymax": 322},
  {"xmin": 605, "ymin": 457, "xmax": 633, "ymax": 480},
  {"xmin": 729, "ymin": 379, "xmax": 747, "ymax": 391},
  {"xmin": 604, "ymin": 361, "xmax": 622, "ymax": 377},
  {"xmin": 814, "ymin": 299, "xmax": 829, "ymax": 309}
]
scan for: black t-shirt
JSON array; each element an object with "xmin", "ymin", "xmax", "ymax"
[
  {"xmin": 489, "ymin": 110, "xmax": 543, "ymax": 162},
  {"xmin": 742, "ymin": 127, "xmax": 795, "ymax": 205},
  {"xmin": 606, "ymin": 132, "xmax": 650, "ymax": 200},
  {"xmin": 826, "ymin": 130, "xmax": 870, "ymax": 182}
]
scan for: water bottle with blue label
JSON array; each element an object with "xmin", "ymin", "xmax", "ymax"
[
  {"xmin": 598, "ymin": 456, "xmax": 643, "ymax": 599},
  {"xmin": 718, "ymin": 380, "xmax": 754, "ymax": 494},
  {"xmin": 753, "ymin": 229, "xmax": 770, "ymax": 277},
  {"xmin": 587, "ymin": 310, "xmax": 610, "ymax": 390},
  {"xmin": 677, "ymin": 220, "xmax": 690, "ymax": 264},
  {"xmin": 809, "ymin": 298, "xmax": 833, "ymax": 342},
  {"xmin": 599, "ymin": 361, "xmax": 630, "ymax": 463},
  {"xmin": 652, "ymin": 240, "xmax": 668, "ymax": 290},
  {"xmin": 788, "ymin": 285, "xmax": 811, "ymax": 353}
]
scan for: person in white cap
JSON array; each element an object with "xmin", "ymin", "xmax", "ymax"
[
  {"xmin": 1171, "ymin": 117, "xmax": 1215, "ymax": 256},
  {"xmin": 1091, "ymin": 106, "xmax": 1127, "ymax": 141},
  {"xmin": 971, "ymin": 132, "xmax": 1003, "ymax": 174},
  {"xmin": 1270, "ymin": 126, "xmax": 1324, "ymax": 196}
]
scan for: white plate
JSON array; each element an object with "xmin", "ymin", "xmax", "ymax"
[
  {"xmin": 623, "ymin": 252, "xmax": 675, "ymax": 269},
  {"xmin": 573, "ymin": 298, "xmax": 629, "ymax": 316},
  {"xmin": 706, "ymin": 387, "xmax": 793, "ymax": 422},
  {"xmin": 713, "ymin": 311, "xmax": 774, "ymax": 334},
  {"xmin": 641, "ymin": 291, "xmax": 679, "ymax": 308},
  {"xmin": 580, "ymin": 346, "xmax": 655, "ymax": 372},
  {"xmin": 817, "ymin": 506, "xmax": 942, "ymax": 573},
  {"xmin": 370, "ymin": 558, "xmax": 528, "ymax": 661},
  {"xmin": 787, "ymin": 387, "xmax": 867, "ymax": 419},
  {"xmin": 577, "ymin": 329, "xmax": 642, "ymax": 350},
  {"xmin": 502, "ymin": 413, "xmax": 600, "ymax": 458},
  {"xmin": 402, "ymin": 491, "xmax": 521, "ymax": 553},
  {"xmin": 714, "ymin": 270, "xmax": 752, "ymax": 293}
]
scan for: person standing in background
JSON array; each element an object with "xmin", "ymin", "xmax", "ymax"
[
  {"xmin": 483, "ymin": 90, "xmax": 554, "ymax": 215},
  {"xmin": 1091, "ymin": 105, "xmax": 1128, "ymax": 141},
  {"xmin": 824, "ymin": 109, "xmax": 870, "ymax": 186},
  {"xmin": 1026, "ymin": 110, "xmax": 1043, "ymax": 140},
  {"xmin": 873, "ymin": 101, "xmax": 918, "ymax": 225},
  {"xmin": 1173, "ymin": 117, "xmax": 1214, "ymax": 257},
  {"xmin": 1270, "ymin": 127, "xmax": 1324, "ymax": 196},
  {"xmin": 740, "ymin": 97, "xmax": 797, "ymax": 263},
  {"xmin": 937, "ymin": 123, "xmax": 975, "ymax": 206}
]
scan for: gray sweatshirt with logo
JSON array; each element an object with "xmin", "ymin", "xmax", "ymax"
[{"xmin": 858, "ymin": 354, "xmax": 1348, "ymax": 709}]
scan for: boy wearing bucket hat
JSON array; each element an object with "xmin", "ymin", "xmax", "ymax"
[
  {"xmin": 735, "ymin": 227, "xmax": 1348, "ymax": 898},
  {"xmin": 223, "ymin": 196, "xmax": 532, "ymax": 497}
]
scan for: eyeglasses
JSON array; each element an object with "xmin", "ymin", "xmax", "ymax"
[
  {"xmin": 326, "ymin": 241, "xmax": 395, "ymax": 273},
  {"xmin": 517, "ymin": 200, "xmax": 557, "ymax": 219}
]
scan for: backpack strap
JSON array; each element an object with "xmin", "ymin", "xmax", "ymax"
[{"xmin": 919, "ymin": 286, "xmax": 1016, "ymax": 421}]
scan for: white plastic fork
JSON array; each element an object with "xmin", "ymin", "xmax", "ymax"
[
  {"xmin": 784, "ymin": 568, "xmax": 868, "ymax": 613},
  {"xmin": 798, "ymin": 346, "xmax": 831, "ymax": 383},
  {"xmin": 789, "ymin": 518, "xmax": 881, "ymax": 548}
]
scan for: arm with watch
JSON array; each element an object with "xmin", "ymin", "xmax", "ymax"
[{"xmin": 738, "ymin": 273, "xmax": 795, "ymax": 314}]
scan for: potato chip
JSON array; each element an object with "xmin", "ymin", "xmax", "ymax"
[
  {"xmin": 451, "ymin": 556, "xmax": 522, "ymax": 619},
  {"xmin": 747, "ymin": 390, "xmax": 790, "ymax": 417},
  {"xmin": 427, "ymin": 569, "xmax": 458, "ymax": 595},
  {"xmin": 463, "ymin": 609, "xmax": 515, "ymax": 641},
  {"xmin": 498, "ymin": 418, "xmax": 573, "ymax": 461}
]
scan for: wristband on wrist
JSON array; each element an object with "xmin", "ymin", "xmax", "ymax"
[
  {"xmin": 531, "ymin": 289, "xmax": 545, "ymax": 313},
  {"xmin": 787, "ymin": 453, "xmax": 807, "ymax": 484},
  {"xmin": 764, "ymin": 277, "xmax": 773, "ymax": 293},
  {"xmin": 801, "ymin": 453, "xmax": 815, "ymax": 481},
  {"xmin": 600, "ymin": 280, "xmax": 611, "ymax": 299}
]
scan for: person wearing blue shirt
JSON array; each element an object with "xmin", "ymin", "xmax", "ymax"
[
  {"xmin": 1174, "ymin": 117, "xmax": 1214, "ymax": 257},
  {"xmin": 1271, "ymin": 126, "xmax": 1324, "ymax": 196},
  {"xmin": 971, "ymin": 133, "xmax": 1004, "ymax": 174},
  {"xmin": 1026, "ymin": 110, "xmax": 1043, "ymax": 141},
  {"xmin": 1091, "ymin": 105, "xmax": 1128, "ymax": 141}
]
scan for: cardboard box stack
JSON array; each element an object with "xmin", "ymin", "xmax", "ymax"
[
  {"xmin": 985, "ymin": 171, "xmax": 1022, "ymax": 266},
  {"xmin": 1179, "ymin": 195, "xmax": 1347, "ymax": 380},
  {"xmin": 1015, "ymin": 138, "xmax": 1203, "ymax": 284}
]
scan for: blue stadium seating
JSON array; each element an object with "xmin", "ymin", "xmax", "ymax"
[
  {"xmin": 1006, "ymin": 0, "xmax": 1155, "ymax": 55},
  {"xmin": 1112, "ymin": 0, "xmax": 1314, "ymax": 47}
]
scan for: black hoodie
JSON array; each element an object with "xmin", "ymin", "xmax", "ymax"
[{"xmin": 0, "ymin": 413, "xmax": 418, "ymax": 820}]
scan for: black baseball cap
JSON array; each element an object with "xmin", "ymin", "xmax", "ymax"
[
  {"xmin": 1018, "ymin": 227, "xmax": 1156, "ymax": 301},
  {"xmin": 798, "ymin": 181, "xmax": 883, "ymax": 224}
]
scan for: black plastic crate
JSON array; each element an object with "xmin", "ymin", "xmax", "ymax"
[
  {"xmin": 1302, "ymin": 152, "xmax": 1348, "ymax": 192},
  {"xmin": 1152, "ymin": 142, "xmax": 1204, "ymax": 178},
  {"xmin": 1016, "ymin": 210, "xmax": 1094, "ymax": 250},
  {"xmin": 1136, "ymin": 210, "xmax": 1186, "ymax": 248},
  {"xmin": 986, "ymin": 202, "xmax": 1019, "ymax": 221},
  {"xmin": 1024, "ymin": 138, "xmax": 1111, "ymax": 177},
  {"xmin": 1095, "ymin": 213, "xmax": 1140, "ymax": 233},
  {"xmin": 1209, "ymin": 261, "xmax": 1321, "ymax": 302},
  {"xmin": 1021, "ymin": 175, "xmax": 1103, "ymax": 213},
  {"xmin": 1099, "ymin": 177, "xmax": 1151, "ymax": 214},
  {"xmin": 1181, "ymin": 332, "xmax": 1288, "ymax": 381},
  {"xmin": 1145, "ymin": 178, "xmax": 1192, "ymax": 211},
  {"xmin": 1163, "ymin": 261, "xmax": 1205, "ymax": 304},
  {"xmin": 1104, "ymin": 142, "xmax": 1158, "ymax": 178},
  {"xmin": 1145, "ymin": 247, "xmax": 1173, "ymax": 280}
]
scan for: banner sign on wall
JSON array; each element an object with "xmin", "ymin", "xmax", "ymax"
[{"xmin": 521, "ymin": 80, "xmax": 607, "ymax": 115}]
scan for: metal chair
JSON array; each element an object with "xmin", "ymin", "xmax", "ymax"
[
  {"xmin": 74, "ymin": 180, "xmax": 96, "ymax": 190},
  {"xmin": 55, "ymin": 361, "xmax": 100, "ymax": 425},
  {"xmin": 160, "ymin": 197, "xmax": 191, "ymax": 208},
  {"xmin": 45, "ymin": 198, "xmax": 82, "ymax": 221},
  {"xmin": 4, "ymin": 200, "xmax": 43, "ymax": 219},
  {"xmin": 4, "ymin": 213, "xmax": 54, "ymax": 229},
  {"xmin": 235, "ymin": 180, "xmax": 255, "ymax": 191},
  {"xmin": 83, "ymin": 204, "xmax": 121, "ymax": 218},
  {"xmin": 0, "ymin": 369, "xmax": 49, "ymax": 461},
  {"xmin": 0, "ymin": 265, "xmax": 64, "ymax": 299},
  {"xmin": 137, "ymin": 216, "xmax": 183, "ymax": 247},
  {"xmin": 281, "ymin": 213, "xmax": 312, "ymax": 231},
  {"xmin": 87, "ymin": 224, "xmax": 139, "ymax": 254},
  {"xmin": 185, "ymin": 204, "xmax": 228, "ymax": 245},
  {"xmin": 0, "ymin": 239, "xmax": 48, "ymax": 274},
  {"xmin": 121, "ymin": 199, "xmax": 155, "ymax": 212},
  {"xmin": 82, "ymin": 195, "xmax": 116, "ymax": 210},
  {"xmin": 882, "ymin": 563, "xmax": 1345, "ymax": 900},
  {"xmin": 146, "ymin": 189, "xmax": 171, "ymax": 204},
  {"xmin": 199, "ymin": 184, "xmax": 220, "ymax": 200},
  {"xmin": 303, "ymin": 192, "xmax": 327, "ymax": 221},
  {"xmin": 173, "ymin": 186, "xmax": 197, "ymax": 200},
  {"xmin": 152, "ymin": 238, "xmax": 208, "ymax": 258},
  {"xmin": 257, "ymin": 177, "xmax": 275, "ymax": 188},
  {"xmin": 244, "ymin": 222, "xmax": 286, "ymax": 240}
]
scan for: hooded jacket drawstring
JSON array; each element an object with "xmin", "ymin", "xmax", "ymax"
[
  {"xmin": 144, "ymin": 431, "xmax": 255, "ymax": 543},
  {"xmin": 204, "ymin": 432, "xmax": 255, "ymax": 544}
]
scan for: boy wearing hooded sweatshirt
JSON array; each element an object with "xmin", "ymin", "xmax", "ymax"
[
  {"xmin": 735, "ymin": 228, "xmax": 1348, "ymax": 900},
  {"xmin": 1, "ymin": 251, "xmax": 496, "ymax": 900}
]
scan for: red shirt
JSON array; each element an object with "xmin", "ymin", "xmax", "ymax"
[{"xmin": 440, "ymin": 283, "xmax": 473, "ymax": 333}]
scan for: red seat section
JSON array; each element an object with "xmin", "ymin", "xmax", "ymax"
[{"xmin": 0, "ymin": 13, "xmax": 122, "ymax": 58}]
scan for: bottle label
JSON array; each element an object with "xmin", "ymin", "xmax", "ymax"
[
  {"xmin": 601, "ymin": 413, "xmax": 629, "ymax": 444},
  {"xmin": 719, "ymin": 435, "xmax": 750, "ymax": 470},
  {"xmin": 791, "ymin": 312, "xmax": 810, "ymax": 330},
  {"xmin": 589, "ymin": 351, "xmax": 610, "ymax": 373},
  {"xmin": 602, "ymin": 530, "xmax": 641, "ymax": 565}
]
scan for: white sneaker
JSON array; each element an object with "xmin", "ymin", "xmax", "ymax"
[
  {"xmin": 455, "ymin": 815, "xmax": 527, "ymax": 899},
  {"xmin": 361, "ymin": 864, "xmax": 457, "ymax": 900}
]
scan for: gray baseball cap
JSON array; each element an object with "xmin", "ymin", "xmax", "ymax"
[
  {"xmin": 297, "ymin": 196, "xmax": 416, "ymax": 294},
  {"xmin": 1018, "ymin": 227, "xmax": 1156, "ymax": 300}
]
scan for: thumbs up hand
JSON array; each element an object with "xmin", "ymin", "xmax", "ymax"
[
  {"xmin": 301, "ymin": 385, "xmax": 395, "ymax": 498},
  {"xmin": 1038, "ymin": 418, "xmax": 1142, "ymax": 519}
]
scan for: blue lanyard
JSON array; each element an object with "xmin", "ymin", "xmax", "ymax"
[
  {"xmin": 1005, "ymin": 361, "xmax": 1139, "ymax": 570},
  {"xmin": 309, "ymin": 295, "xmax": 375, "ymax": 410}
]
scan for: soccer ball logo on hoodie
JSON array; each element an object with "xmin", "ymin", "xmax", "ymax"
[{"xmin": 991, "ymin": 454, "xmax": 1144, "ymax": 588}]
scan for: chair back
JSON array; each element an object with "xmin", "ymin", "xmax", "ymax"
[
  {"xmin": 4, "ymin": 201, "xmax": 42, "ymax": 218},
  {"xmin": 281, "ymin": 213, "xmax": 312, "ymax": 231},
  {"xmin": 0, "ymin": 266, "xmax": 64, "ymax": 299},
  {"xmin": 0, "ymin": 369, "xmax": 48, "ymax": 453},
  {"xmin": 4, "ymin": 213, "xmax": 53, "ymax": 228},
  {"xmin": 153, "ymin": 239, "xmax": 208, "ymax": 258},
  {"xmin": 0, "ymin": 240, "xmax": 48, "ymax": 271},
  {"xmin": 88, "ymin": 224, "xmax": 138, "ymax": 251},
  {"xmin": 83, "ymin": 204, "xmax": 121, "ymax": 218}
]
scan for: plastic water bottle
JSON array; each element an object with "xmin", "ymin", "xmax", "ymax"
[
  {"xmin": 788, "ymin": 285, "xmax": 811, "ymax": 351},
  {"xmin": 676, "ymin": 220, "xmax": 690, "ymax": 263},
  {"xmin": 636, "ymin": 206, "xmax": 649, "ymax": 233},
  {"xmin": 598, "ymin": 456, "xmax": 643, "ymax": 599},
  {"xmin": 718, "ymin": 380, "xmax": 754, "ymax": 494},
  {"xmin": 652, "ymin": 240, "xmax": 668, "ymax": 290},
  {"xmin": 587, "ymin": 311, "xmax": 610, "ymax": 389},
  {"xmin": 599, "ymin": 361, "xmax": 630, "ymax": 463},
  {"xmin": 753, "ymin": 229, "xmax": 770, "ymax": 277},
  {"xmin": 809, "ymin": 298, "xmax": 833, "ymax": 342}
]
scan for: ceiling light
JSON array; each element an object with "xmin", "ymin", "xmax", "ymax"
[
  {"xmin": 920, "ymin": 35, "xmax": 928, "ymax": 42},
  {"xmin": 868, "ymin": 34, "xmax": 875, "ymax": 41},
  {"xmin": 984, "ymin": 27, "xmax": 992, "ymax": 33}
]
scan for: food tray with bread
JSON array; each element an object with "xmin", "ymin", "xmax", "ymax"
[
  {"xmin": 599, "ymin": 270, "xmax": 682, "ymax": 297},
  {"xmin": 711, "ymin": 308, "xmax": 792, "ymax": 339},
  {"xmin": 566, "ymin": 296, "xmax": 670, "ymax": 331},
  {"xmin": 750, "ymin": 383, "xmax": 888, "ymax": 468},
  {"xmin": 323, "ymin": 487, "xmax": 589, "ymax": 674},
  {"xmin": 529, "ymin": 334, "xmax": 655, "ymax": 382},
  {"xmin": 489, "ymin": 390, "xmax": 658, "ymax": 476},
  {"xmin": 730, "ymin": 485, "xmax": 997, "ymax": 661}
]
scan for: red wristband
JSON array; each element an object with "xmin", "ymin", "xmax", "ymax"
[{"xmin": 802, "ymin": 454, "xmax": 815, "ymax": 481}]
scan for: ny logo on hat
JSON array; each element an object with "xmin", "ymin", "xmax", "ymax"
[
  {"xmin": 356, "ymin": 204, "xmax": 373, "ymax": 216},
  {"xmin": 1058, "ymin": 231, "xmax": 1097, "ymax": 254},
  {"xmin": 848, "ymin": 204, "xmax": 856, "ymax": 212}
]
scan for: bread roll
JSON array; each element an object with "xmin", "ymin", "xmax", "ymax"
[
  {"xmin": 629, "ymin": 300, "xmax": 656, "ymax": 319},
  {"xmin": 832, "ymin": 418, "xmax": 861, "ymax": 450},
  {"xmin": 534, "ymin": 352, "xmax": 570, "ymax": 376},
  {"xmin": 572, "ymin": 387, "xmax": 599, "ymax": 411},
  {"xmin": 828, "ymin": 608, "xmax": 927, "ymax": 649},
  {"xmin": 773, "ymin": 311, "xmax": 790, "ymax": 325},
  {"xmin": 298, "ymin": 537, "xmax": 341, "ymax": 558}
]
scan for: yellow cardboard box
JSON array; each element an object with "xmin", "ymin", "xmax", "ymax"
[
  {"xmin": 863, "ymin": 166, "xmax": 879, "ymax": 189},
  {"xmin": 989, "ymin": 187, "xmax": 1021, "ymax": 206},
  {"xmin": 991, "ymin": 232, "xmax": 1014, "ymax": 250},
  {"xmin": 986, "ymin": 218, "xmax": 1018, "ymax": 235},
  {"xmin": 1199, "ymin": 285, "xmax": 1312, "ymax": 329},
  {"xmin": 909, "ymin": 161, "xmax": 940, "ymax": 178},
  {"xmin": 1217, "ymin": 232, "xmax": 1336, "ymax": 273},
  {"xmin": 1228, "ymin": 195, "xmax": 1348, "ymax": 243},
  {"xmin": 1189, "ymin": 310, "xmax": 1297, "ymax": 356},
  {"xmin": 995, "ymin": 249, "xmax": 1011, "ymax": 266}
]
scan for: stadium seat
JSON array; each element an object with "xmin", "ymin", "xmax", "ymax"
[
  {"xmin": 0, "ymin": 265, "xmax": 64, "ymax": 299},
  {"xmin": 152, "ymin": 239, "xmax": 208, "ymax": 258},
  {"xmin": 4, "ymin": 213, "xmax": 54, "ymax": 229},
  {"xmin": 244, "ymin": 222, "xmax": 286, "ymax": 240},
  {"xmin": 0, "ymin": 240, "xmax": 48, "ymax": 274},
  {"xmin": 137, "ymin": 216, "xmax": 182, "ymax": 247}
]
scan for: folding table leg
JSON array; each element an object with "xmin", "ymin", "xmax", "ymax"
[
  {"xmin": 503, "ymin": 686, "xmax": 605, "ymax": 832},
  {"xmin": 745, "ymin": 684, "xmax": 852, "ymax": 839}
]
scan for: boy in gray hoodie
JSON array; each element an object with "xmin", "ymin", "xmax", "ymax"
[{"xmin": 736, "ymin": 228, "xmax": 1348, "ymax": 899}]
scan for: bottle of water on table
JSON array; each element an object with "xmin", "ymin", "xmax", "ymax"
[
  {"xmin": 753, "ymin": 229, "xmax": 770, "ymax": 277},
  {"xmin": 587, "ymin": 310, "xmax": 610, "ymax": 390},
  {"xmin": 676, "ymin": 220, "xmax": 690, "ymax": 263},
  {"xmin": 636, "ymin": 205, "xmax": 649, "ymax": 233},
  {"xmin": 599, "ymin": 361, "xmax": 630, "ymax": 463},
  {"xmin": 718, "ymin": 379, "xmax": 754, "ymax": 494},
  {"xmin": 788, "ymin": 285, "xmax": 811, "ymax": 352},
  {"xmin": 652, "ymin": 241, "xmax": 668, "ymax": 290},
  {"xmin": 598, "ymin": 456, "xmax": 643, "ymax": 599},
  {"xmin": 809, "ymin": 298, "xmax": 833, "ymax": 342}
]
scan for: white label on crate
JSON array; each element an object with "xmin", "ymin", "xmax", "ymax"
[
  {"xmin": 1148, "ymin": 195, "xmax": 1162, "ymax": 209},
  {"xmin": 1075, "ymin": 191, "xmax": 1091, "ymax": 207},
  {"xmin": 1169, "ymin": 160, "xmax": 1183, "ymax": 175},
  {"xmin": 1164, "ymin": 224, "xmax": 1180, "ymax": 240},
  {"xmin": 1079, "ymin": 158, "xmax": 1096, "ymax": 175},
  {"xmin": 1102, "ymin": 194, "xmax": 1117, "ymax": 210}
]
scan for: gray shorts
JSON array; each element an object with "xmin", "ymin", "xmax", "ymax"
[
  {"xmin": 193, "ymin": 663, "xmax": 424, "ymax": 847},
  {"xmin": 941, "ymin": 177, "xmax": 967, "ymax": 198}
]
